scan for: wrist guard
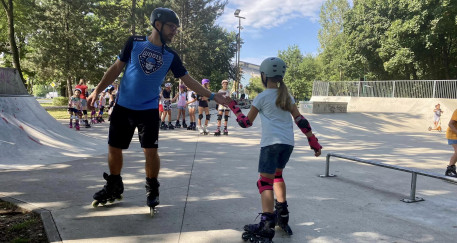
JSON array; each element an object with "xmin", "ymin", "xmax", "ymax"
[
  {"xmin": 295, "ymin": 115, "xmax": 312, "ymax": 134},
  {"xmin": 228, "ymin": 100, "xmax": 252, "ymax": 128},
  {"xmin": 307, "ymin": 135, "xmax": 322, "ymax": 153}
]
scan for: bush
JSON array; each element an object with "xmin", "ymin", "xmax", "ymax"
[{"xmin": 52, "ymin": 97, "xmax": 68, "ymax": 106}]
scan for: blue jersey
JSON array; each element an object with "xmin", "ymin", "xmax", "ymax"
[{"xmin": 116, "ymin": 36, "xmax": 187, "ymax": 110}]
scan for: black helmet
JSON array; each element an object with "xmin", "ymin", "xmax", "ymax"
[{"xmin": 150, "ymin": 8, "xmax": 180, "ymax": 27}]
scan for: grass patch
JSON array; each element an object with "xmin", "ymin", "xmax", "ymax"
[
  {"xmin": 9, "ymin": 218, "xmax": 38, "ymax": 232},
  {"xmin": 43, "ymin": 107, "xmax": 110, "ymax": 120}
]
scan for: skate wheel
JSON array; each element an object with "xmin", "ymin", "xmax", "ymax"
[
  {"xmin": 428, "ymin": 126, "xmax": 431, "ymax": 131},
  {"xmin": 108, "ymin": 198, "xmax": 115, "ymax": 203},
  {"xmin": 100, "ymin": 201, "xmax": 107, "ymax": 206},
  {"xmin": 91, "ymin": 200, "xmax": 99, "ymax": 208},
  {"xmin": 150, "ymin": 207, "xmax": 157, "ymax": 217},
  {"xmin": 118, "ymin": 194, "xmax": 123, "ymax": 201},
  {"xmin": 241, "ymin": 232, "xmax": 250, "ymax": 241}
]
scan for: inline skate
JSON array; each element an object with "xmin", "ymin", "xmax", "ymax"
[
  {"xmin": 214, "ymin": 127, "xmax": 221, "ymax": 136},
  {"xmin": 242, "ymin": 212, "xmax": 276, "ymax": 243},
  {"xmin": 187, "ymin": 122, "xmax": 193, "ymax": 130},
  {"xmin": 182, "ymin": 120, "xmax": 187, "ymax": 128},
  {"xmin": 69, "ymin": 120, "xmax": 73, "ymax": 128},
  {"xmin": 275, "ymin": 200, "xmax": 293, "ymax": 235},
  {"xmin": 175, "ymin": 120, "xmax": 181, "ymax": 128},
  {"xmin": 445, "ymin": 165, "xmax": 457, "ymax": 178},
  {"xmin": 168, "ymin": 122, "xmax": 175, "ymax": 130},
  {"xmin": 146, "ymin": 177, "xmax": 160, "ymax": 216},
  {"xmin": 223, "ymin": 127, "xmax": 228, "ymax": 135},
  {"xmin": 160, "ymin": 122, "xmax": 168, "ymax": 130},
  {"xmin": 75, "ymin": 120, "xmax": 80, "ymax": 131},
  {"xmin": 92, "ymin": 172, "xmax": 124, "ymax": 207}
]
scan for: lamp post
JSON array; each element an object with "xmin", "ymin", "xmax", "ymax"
[{"xmin": 234, "ymin": 9, "xmax": 245, "ymax": 99}]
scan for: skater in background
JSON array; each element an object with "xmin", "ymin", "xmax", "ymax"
[
  {"xmin": 75, "ymin": 78, "xmax": 91, "ymax": 128},
  {"xmin": 186, "ymin": 87, "xmax": 198, "ymax": 130},
  {"xmin": 197, "ymin": 79, "xmax": 211, "ymax": 134},
  {"xmin": 106, "ymin": 85, "xmax": 115, "ymax": 121},
  {"xmin": 160, "ymin": 82, "xmax": 177, "ymax": 130},
  {"xmin": 433, "ymin": 104, "xmax": 443, "ymax": 129},
  {"xmin": 86, "ymin": 7, "xmax": 229, "ymax": 215},
  {"xmin": 175, "ymin": 84, "xmax": 188, "ymax": 128},
  {"xmin": 214, "ymin": 80, "xmax": 230, "ymax": 136},
  {"xmin": 68, "ymin": 88, "xmax": 82, "ymax": 131},
  {"xmin": 227, "ymin": 57, "xmax": 322, "ymax": 242},
  {"xmin": 445, "ymin": 108, "xmax": 457, "ymax": 177},
  {"xmin": 97, "ymin": 90, "xmax": 107, "ymax": 123}
]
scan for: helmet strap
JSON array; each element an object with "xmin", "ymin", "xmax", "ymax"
[{"xmin": 152, "ymin": 20, "xmax": 166, "ymax": 53}]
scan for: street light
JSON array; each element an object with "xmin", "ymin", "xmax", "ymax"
[{"xmin": 234, "ymin": 9, "xmax": 245, "ymax": 99}]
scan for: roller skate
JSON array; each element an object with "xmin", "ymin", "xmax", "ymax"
[
  {"xmin": 198, "ymin": 126, "xmax": 204, "ymax": 134},
  {"xmin": 182, "ymin": 120, "xmax": 187, "ymax": 129},
  {"xmin": 214, "ymin": 127, "xmax": 221, "ymax": 136},
  {"xmin": 187, "ymin": 122, "xmax": 193, "ymax": 130},
  {"xmin": 175, "ymin": 120, "xmax": 181, "ymax": 128},
  {"xmin": 160, "ymin": 122, "xmax": 168, "ymax": 130},
  {"xmin": 445, "ymin": 165, "xmax": 457, "ymax": 178},
  {"xmin": 223, "ymin": 127, "xmax": 228, "ymax": 135},
  {"xmin": 84, "ymin": 120, "xmax": 91, "ymax": 128},
  {"xmin": 69, "ymin": 120, "xmax": 73, "ymax": 128},
  {"xmin": 92, "ymin": 172, "xmax": 124, "ymax": 207},
  {"xmin": 203, "ymin": 125, "xmax": 209, "ymax": 135},
  {"xmin": 242, "ymin": 212, "xmax": 276, "ymax": 243},
  {"xmin": 168, "ymin": 122, "xmax": 175, "ymax": 130},
  {"xmin": 145, "ymin": 177, "xmax": 160, "ymax": 217},
  {"xmin": 192, "ymin": 122, "xmax": 197, "ymax": 130},
  {"xmin": 275, "ymin": 200, "xmax": 293, "ymax": 235},
  {"xmin": 75, "ymin": 120, "xmax": 80, "ymax": 131}
]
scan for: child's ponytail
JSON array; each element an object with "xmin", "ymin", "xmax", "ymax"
[{"xmin": 275, "ymin": 78, "xmax": 293, "ymax": 112}]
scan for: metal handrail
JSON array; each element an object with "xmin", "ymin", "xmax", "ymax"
[{"xmin": 320, "ymin": 153, "xmax": 457, "ymax": 203}]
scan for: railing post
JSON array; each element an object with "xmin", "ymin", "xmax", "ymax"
[
  {"xmin": 433, "ymin": 80, "xmax": 436, "ymax": 98},
  {"xmin": 401, "ymin": 172, "xmax": 424, "ymax": 203},
  {"xmin": 357, "ymin": 81, "xmax": 360, "ymax": 97},
  {"xmin": 392, "ymin": 81, "xmax": 395, "ymax": 98},
  {"xmin": 320, "ymin": 154, "xmax": 336, "ymax": 178}
]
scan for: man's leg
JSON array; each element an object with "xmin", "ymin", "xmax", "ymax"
[
  {"xmin": 144, "ymin": 148, "xmax": 160, "ymax": 178},
  {"xmin": 108, "ymin": 145, "xmax": 123, "ymax": 175}
]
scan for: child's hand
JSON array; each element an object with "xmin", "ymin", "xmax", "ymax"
[{"xmin": 307, "ymin": 135, "xmax": 322, "ymax": 157}]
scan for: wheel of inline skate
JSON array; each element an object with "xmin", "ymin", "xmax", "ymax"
[
  {"xmin": 108, "ymin": 198, "xmax": 115, "ymax": 203},
  {"xmin": 241, "ymin": 232, "xmax": 250, "ymax": 241},
  {"xmin": 118, "ymin": 194, "xmax": 123, "ymax": 201},
  {"xmin": 150, "ymin": 207, "xmax": 157, "ymax": 217},
  {"xmin": 91, "ymin": 200, "xmax": 100, "ymax": 208}
]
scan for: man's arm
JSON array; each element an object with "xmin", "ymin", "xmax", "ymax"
[
  {"xmin": 87, "ymin": 59, "xmax": 125, "ymax": 108},
  {"xmin": 180, "ymin": 74, "xmax": 230, "ymax": 105}
]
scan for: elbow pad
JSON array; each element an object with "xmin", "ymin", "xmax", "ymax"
[{"xmin": 295, "ymin": 115, "xmax": 312, "ymax": 134}]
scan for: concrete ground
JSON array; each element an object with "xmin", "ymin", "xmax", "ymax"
[{"xmin": 1, "ymin": 110, "xmax": 457, "ymax": 243}]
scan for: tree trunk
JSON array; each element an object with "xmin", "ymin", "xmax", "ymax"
[
  {"xmin": 131, "ymin": 0, "xmax": 136, "ymax": 35},
  {"xmin": 1, "ymin": 0, "xmax": 27, "ymax": 90}
]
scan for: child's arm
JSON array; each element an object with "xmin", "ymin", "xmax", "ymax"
[
  {"xmin": 171, "ymin": 93, "xmax": 179, "ymax": 102},
  {"xmin": 290, "ymin": 104, "xmax": 322, "ymax": 157},
  {"xmin": 227, "ymin": 98, "xmax": 257, "ymax": 128}
]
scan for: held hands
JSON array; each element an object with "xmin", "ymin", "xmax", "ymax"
[
  {"xmin": 228, "ymin": 99, "xmax": 252, "ymax": 128},
  {"xmin": 214, "ymin": 92, "xmax": 231, "ymax": 106},
  {"xmin": 307, "ymin": 134, "xmax": 322, "ymax": 157}
]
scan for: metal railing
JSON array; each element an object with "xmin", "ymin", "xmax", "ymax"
[
  {"xmin": 313, "ymin": 80, "xmax": 457, "ymax": 99},
  {"xmin": 320, "ymin": 153, "xmax": 457, "ymax": 203}
]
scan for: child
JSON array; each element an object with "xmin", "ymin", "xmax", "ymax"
[
  {"xmin": 197, "ymin": 79, "xmax": 211, "ymax": 134},
  {"xmin": 68, "ymin": 88, "xmax": 82, "ymax": 131},
  {"xmin": 97, "ymin": 91, "xmax": 107, "ymax": 123},
  {"xmin": 228, "ymin": 57, "xmax": 322, "ymax": 242},
  {"xmin": 186, "ymin": 87, "xmax": 198, "ymax": 130},
  {"xmin": 445, "ymin": 108, "xmax": 457, "ymax": 177},
  {"xmin": 106, "ymin": 85, "xmax": 115, "ymax": 121},
  {"xmin": 433, "ymin": 104, "xmax": 443, "ymax": 129},
  {"xmin": 160, "ymin": 83, "xmax": 177, "ymax": 130},
  {"xmin": 175, "ymin": 84, "xmax": 188, "ymax": 128},
  {"xmin": 214, "ymin": 80, "xmax": 231, "ymax": 136}
]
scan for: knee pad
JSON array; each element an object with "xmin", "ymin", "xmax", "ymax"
[
  {"xmin": 224, "ymin": 115, "xmax": 229, "ymax": 121},
  {"xmin": 274, "ymin": 171, "xmax": 284, "ymax": 183},
  {"xmin": 257, "ymin": 175, "xmax": 273, "ymax": 194},
  {"xmin": 217, "ymin": 114, "xmax": 222, "ymax": 121},
  {"xmin": 83, "ymin": 110, "xmax": 88, "ymax": 115},
  {"xmin": 206, "ymin": 114, "xmax": 211, "ymax": 121},
  {"xmin": 198, "ymin": 114, "xmax": 203, "ymax": 120}
]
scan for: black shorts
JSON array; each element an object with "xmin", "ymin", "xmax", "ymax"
[
  {"xmin": 108, "ymin": 105, "xmax": 160, "ymax": 149},
  {"xmin": 198, "ymin": 100, "xmax": 208, "ymax": 108}
]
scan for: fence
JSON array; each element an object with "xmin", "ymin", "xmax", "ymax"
[
  {"xmin": 321, "ymin": 153, "xmax": 457, "ymax": 203},
  {"xmin": 313, "ymin": 80, "xmax": 457, "ymax": 99}
]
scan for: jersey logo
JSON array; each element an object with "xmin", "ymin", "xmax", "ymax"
[{"xmin": 139, "ymin": 48, "xmax": 163, "ymax": 74}]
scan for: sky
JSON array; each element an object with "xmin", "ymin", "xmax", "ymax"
[{"xmin": 216, "ymin": 0, "xmax": 327, "ymax": 66}]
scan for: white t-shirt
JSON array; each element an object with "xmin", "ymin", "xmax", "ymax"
[{"xmin": 252, "ymin": 89, "xmax": 295, "ymax": 147}]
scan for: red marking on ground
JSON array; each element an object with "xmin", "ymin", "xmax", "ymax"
[
  {"xmin": 2, "ymin": 117, "xmax": 8, "ymax": 124},
  {"xmin": 19, "ymin": 125, "xmax": 24, "ymax": 130},
  {"xmin": 28, "ymin": 136, "xmax": 42, "ymax": 145}
]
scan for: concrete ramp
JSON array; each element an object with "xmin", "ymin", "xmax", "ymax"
[{"xmin": 0, "ymin": 68, "xmax": 106, "ymax": 170}]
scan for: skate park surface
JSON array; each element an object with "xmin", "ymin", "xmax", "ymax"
[{"xmin": 1, "ymin": 94, "xmax": 457, "ymax": 242}]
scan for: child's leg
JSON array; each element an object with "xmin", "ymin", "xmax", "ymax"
[
  {"xmin": 217, "ymin": 110, "xmax": 222, "ymax": 127},
  {"xmin": 177, "ymin": 109, "xmax": 181, "ymax": 120},
  {"xmin": 224, "ymin": 110, "xmax": 230, "ymax": 127},
  {"xmin": 273, "ymin": 169, "xmax": 286, "ymax": 202},
  {"xmin": 259, "ymin": 173, "xmax": 275, "ymax": 213},
  {"xmin": 204, "ymin": 107, "xmax": 210, "ymax": 126},
  {"xmin": 198, "ymin": 107, "xmax": 203, "ymax": 126},
  {"xmin": 449, "ymin": 144, "xmax": 457, "ymax": 166},
  {"xmin": 168, "ymin": 110, "xmax": 172, "ymax": 122}
]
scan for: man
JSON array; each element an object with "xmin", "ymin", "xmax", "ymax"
[
  {"xmin": 75, "ymin": 78, "xmax": 91, "ymax": 128},
  {"xmin": 87, "ymin": 7, "xmax": 229, "ymax": 215}
]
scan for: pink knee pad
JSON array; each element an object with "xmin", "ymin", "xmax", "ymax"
[
  {"xmin": 274, "ymin": 171, "xmax": 284, "ymax": 183},
  {"xmin": 257, "ymin": 175, "xmax": 273, "ymax": 194}
]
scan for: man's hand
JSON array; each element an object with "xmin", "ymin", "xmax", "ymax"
[
  {"xmin": 214, "ymin": 92, "xmax": 230, "ymax": 106},
  {"xmin": 86, "ymin": 91, "xmax": 98, "ymax": 110}
]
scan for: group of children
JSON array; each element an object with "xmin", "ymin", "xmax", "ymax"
[
  {"xmin": 68, "ymin": 85, "xmax": 115, "ymax": 130},
  {"xmin": 159, "ymin": 78, "xmax": 231, "ymax": 136}
]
